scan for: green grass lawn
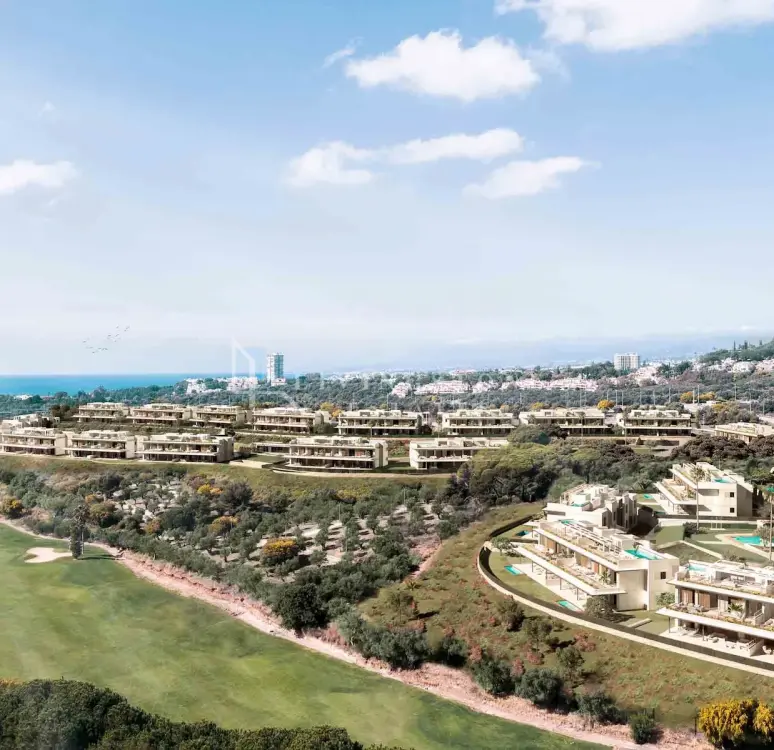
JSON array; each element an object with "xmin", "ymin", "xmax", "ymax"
[
  {"xmin": 363, "ymin": 505, "xmax": 774, "ymax": 728},
  {"xmin": 0, "ymin": 526, "xmax": 600, "ymax": 750},
  {"xmin": 689, "ymin": 541, "xmax": 770, "ymax": 562},
  {"xmin": 661, "ymin": 542, "xmax": 721, "ymax": 563},
  {"xmin": 652, "ymin": 525, "xmax": 684, "ymax": 546}
]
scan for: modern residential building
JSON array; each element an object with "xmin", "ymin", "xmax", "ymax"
[
  {"xmin": 409, "ymin": 437, "xmax": 508, "ymax": 471},
  {"xmin": 659, "ymin": 559, "xmax": 774, "ymax": 658},
  {"xmin": 337, "ymin": 409, "xmax": 423, "ymax": 436},
  {"xmin": 1, "ymin": 413, "xmax": 48, "ymax": 428},
  {"xmin": 519, "ymin": 408, "xmax": 610, "ymax": 436},
  {"xmin": 65, "ymin": 430, "xmax": 137, "ymax": 460},
  {"xmin": 515, "ymin": 519, "xmax": 678, "ymax": 610},
  {"xmin": 0, "ymin": 426, "xmax": 66, "ymax": 456},
  {"xmin": 129, "ymin": 403, "xmax": 192, "ymax": 425},
  {"xmin": 249, "ymin": 436, "xmax": 294, "ymax": 456},
  {"xmin": 614, "ymin": 353, "xmax": 641, "ymax": 372},
  {"xmin": 544, "ymin": 484, "xmax": 639, "ymax": 532},
  {"xmin": 438, "ymin": 409, "xmax": 516, "ymax": 437},
  {"xmin": 656, "ymin": 462, "xmax": 754, "ymax": 517},
  {"xmin": 190, "ymin": 405, "xmax": 247, "ymax": 427},
  {"xmin": 286, "ymin": 436, "xmax": 388, "ymax": 472},
  {"xmin": 251, "ymin": 407, "xmax": 330, "ymax": 434},
  {"xmin": 75, "ymin": 402, "xmax": 129, "ymax": 422},
  {"xmin": 619, "ymin": 409, "xmax": 694, "ymax": 437},
  {"xmin": 266, "ymin": 353, "xmax": 285, "ymax": 385},
  {"xmin": 715, "ymin": 422, "xmax": 774, "ymax": 444},
  {"xmin": 136, "ymin": 433, "xmax": 234, "ymax": 463}
]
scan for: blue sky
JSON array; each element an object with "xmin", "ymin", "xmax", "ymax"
[{"xmin": 2, "ymin": 0, "xmax": 774, "ymax": 374}]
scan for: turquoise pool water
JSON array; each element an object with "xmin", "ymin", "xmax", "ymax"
[
  {"xmin": 514, "ymin": 530, "xmax": 529, "ymax": 537},
  {"xmin": 558, "ymin": 600, "xmax": 582, "ymax": 612},
  {"xmin": 735, "ymin": 535, "xmax": 764, "ymax": 546},
  {"xmin": 687, "ymin": 563, "xmax": 707, "ymax": 572},
  {"xmin": 505, "ymin": 565, "xmax": 522, "ymax": 575},
  {"xmin": 560, "ymin": 519, "xmax": 576, "ymax": 525},
  {"xmin": 625, "ymin": 548, "xmax": 659, "ymax": 560}
]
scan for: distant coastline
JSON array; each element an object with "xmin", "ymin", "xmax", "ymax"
[{"xmin": 0, "ymin": 374, "xmax": 231, "ymax": 397}]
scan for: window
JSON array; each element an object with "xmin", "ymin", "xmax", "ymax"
[
  {"xmin": 730, "ymin": 492, "xmax": 735, "ymax": 498},
  {"xmin": 660, "ymin": 571, "xmax": 667, "ymax": 580},
  {"xmin": 730, "ymin": 508, "xmax": 735, "ymax": 514}
]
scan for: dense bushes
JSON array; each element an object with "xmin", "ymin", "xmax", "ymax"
[
  {"xmin": 0, "ymin": 679, "xmax": 399, "ymax": 750},
  {"xmin": 336, "ymin": 612, "xmax": 429, "ymax": 670},
  {"xmin": 628, "ymin": 711, "xmax": 658, "ymax": 745},
  {"xmin": 698, "ymin": 698, "xmax": 774, "ymax": 747},
  {"xmin": 469, "ymin": 654, "xmax": 516, "ymax": 696}
]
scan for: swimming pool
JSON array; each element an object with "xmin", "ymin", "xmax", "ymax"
[
  {"xmin": 687, "ymin": 563, "xmax": 707, "ymax": 572},
  {"xmin": 514, "ymin": 530, "xmax": 530, "ymax": 537},
  {"xmin": 558, "ymin": 600, "xmax": 582, "ymax": 612},
  {"xmin": 625, "ymin": 548, "xmax": 659, "ymax": 560},
  {"xmin": 735, "ymin": 535, "xmax": 764, "ymax": 546},
  {"xmin": 505, "ymin": 565, "xmax": 523, "ymax": 575}
]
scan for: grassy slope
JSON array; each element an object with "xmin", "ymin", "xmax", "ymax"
[
  {"xmin": 0, "ymin": 455, "xmax": 445, "ymax": 496},
  {"xmin": 362, "ymin": 505, "xmax": 774, "ymax": 728},
  {"xmin": 0, "ymin": 526, "xmax": 600, "ymax": 750}
]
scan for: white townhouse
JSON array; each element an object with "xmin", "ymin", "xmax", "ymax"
[
  {"xmin": 337, "ymin": 409, "xmax": 422, "ymax": 437},
  {"xmin": 544, "ymin": 484, "xmax": 639, "ymax": 532},
  {"xmin": 409, "ymin": 437, "xmax": 507, "ymax": 471},
  {"xmin": 136, "ymin": 433, "xmax": 234, "ymax": 463},
  {"xmin": 129, "ymin": 403, "xmax": 192, "ymax": 425},
  {"xmin": 65, "ymin": 430, "xmax": 137, "ymax": 460},
  {"xmin": 0, "ymin": 426, "xmax": 66, "ymax": 456},
  {"xmin": 286, "ymin": 436, "xmax": 388, "ymax": 472},
  {"xmin": 251, "ymin": 407, "xmax": 330, "ymax": 434},
  {"xmin": 519, "ymin": 408, "xmax": 610, "ymax": 436},
  {"xmin": 190, "ymin": 405, "xmax": 247, "ymax": 428},
  {"xmin": 656, "ymin": 462, "xmax": 754, "ymax": 518},
  {"xmin": 75, "ymin": 402, "xmax": 129, "ymax": 422},
  {"xmin": 438, "ymin": 409, "xmax": 516, "ymax": 437}
]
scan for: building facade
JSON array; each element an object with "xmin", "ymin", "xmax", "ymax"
[
  {"xmin": 0, "ymin": 426, "xmax": 66, "ymax": 456},
  {"xmin": 190, "ymin": 405, "xmax": 246, "ymax": 427},
  {"xmin": 659, "ymin": 559, "xmax": 774, "ymax": 659},
  {"xmin": 286, "ymin": 436, "xmax": 388, "ymax": 471},
  {"xmin": 656, "ymin": 462, "xmax": 754, "ymax": 517},
  {"xmin": 614, "ymin": 353, "xmax": 641, "ymax": 372},
  {"xmin": 75, "ymin": 402, "xmax": 129, "ymax": 422},
  {"xmin": 129, "ymin": 404, "xmax": 192, "ymax": 425},
  {"xmin": 544, "ymin": 484, "xmax": 639, "ymax": 532},
  {"xmin": 409, "ymin": 437, "xmax": 507, "ymax": 471},
  {"xmin": 619, "ymin": 409, "xmax": 693, "ymax": 437},
  {"xmin": 251, "ymin": 407, "xmax": 330, "ymax": 434},
  {"xmin": 266, "ymin": 353, "xmax": 285, "ymax": 385},
  {"xmin": 715, "ymin": 422, "xmax": 774, "ymax": 444},
  {"xmin": 438, "ymin": 409, "xmax": 516, "ymax": 437},
  {"xmin": 66, "ymin": 430, "xmax": 137, "ymax": 460},
  {"xmin": 516, "ymin": 520, "xmax": 678, "ymax": 610},
  {"xmin": 520, "ymin": 408, "xmax": 610, "ymax": 436},
  {"xmin": 136, "ymin": 433, "xmax": 234, "ymax": 463},
  {"xmin": 337, "ymin": 409, "xmax": 422, "ymax": 436}
]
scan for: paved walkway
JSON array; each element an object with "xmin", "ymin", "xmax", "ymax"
[{"xmin": 478, "ymin": 551, "xmax": 774, "ymax": 679}]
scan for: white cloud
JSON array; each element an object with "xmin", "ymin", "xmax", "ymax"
[
  {"xmin": 387, "ymin": 129, "xmax": 525, "ymax": 164},
  {"xmin": 287, "ymin": 129, "xmax": 526, "ymax": 187},
  {"xmin": 286, "ymin": 142, "xmax": 374, "ymax": 187},
  {"xmin": 496, "ymin": 0, "xmax": 774, "ymax": 51},
  {"xmin": 344, "ymin": 30, "xmax": 540, "ymax": 101},
  {"xmin": 464, "ymin": 156, "xmax": 588, "ymax": 198},
  {"xmin": 0, "ymin": 160, "xmax": 78, "ymax": 195},
  {"xmin": 323, "ymin": 40, "xmax": 360, "ymax": 68}
]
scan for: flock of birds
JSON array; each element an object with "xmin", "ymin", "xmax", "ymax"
[{"xmin": 83, "ymin": 326, "xmax": 130, "ymax": 355}]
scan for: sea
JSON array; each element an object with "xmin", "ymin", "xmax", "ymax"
[{"xmin": 0, "ymin": 374, "xmax": 231, "ymax": 397}]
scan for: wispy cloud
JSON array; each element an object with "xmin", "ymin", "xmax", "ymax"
[
  {"xmin": 464, "ymin": 157, "xmax": 589, "ymax": 199},
  {"xmin": 323, "ymin": 39, "xmax": 360, "ymax": 68},
  {"xmin": 496, "ymin": 0, "xmax": 774, "ymax": 51},
  {"xmin": 38, "ymin": 101, "xmax": 58, "ymax": 118},
  {"xmin": 344, "ymin": 30, "xmax": 539, "ymax": 102},
  {"xmin": 0, "ymin": 160, "xmax": 78, "ymax": 195},
  {"xmin": 286, "ymin": 129, "xmax": 527, "ymax": 187}
]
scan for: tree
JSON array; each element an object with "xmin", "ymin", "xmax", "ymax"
[
  {"xmin": 496, "ymin": 599, "xmax": 525, "ymax": 632},
  {"xmin": 518, "ymin": 668, "xmax": 564, "ymax": 708},
  {"xmin": 261, "ymin": 539, "xmax": 301, "ymax": 566},
  {"xmin": 698, "ymin": 699, "xmax": 757, "ymax": 747},
  {"xmin": 556, "ymin": 645, "xmax": 584, "ymax": 680},
  {"xmin": 0, "ymin": 497, "xmax": 24, "ymax": 519},
  {"xmin": 584, "ymin": 596, "xmax": 617, "ymax": 621},
  {"xmin": 597, "ymin": 399, "xmax": 615, "ymax": 411},
  {"xmin": 575, "ymin": 690, "xmax": 625, "ymax": 728},
  {"xmin": 70, "ymin": 503, "xmax": 88, "ymax": 559},
  {"xmin": 523, "ymin": 616, "xmax": 553, "ymax": 646},
  {"xmin": 273, "ymin": 582, "xmax": 327, "ymax": 633},
  {"xmin": 470, "ymin": 654, "xmax": 515, "ymax": 696},
  {"xmin": 386, "ymin": 589, "xmax": 416, "ymax": 624},
  {"xmin": 629, "ymin": 711, "xmax": 658, "ymax": 745}
]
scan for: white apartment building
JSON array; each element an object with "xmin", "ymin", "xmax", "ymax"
[
  {"xmin": 544, "ymin": 484, "xmax": 639, "ymax": 532},
  {"xmin": 75, "ymin": 402, "xmax": 129, "ymax": 422},
  {"xmin": 656, "ymin": 462, "xmax": 754, "ymax": 517},
  {"xmin": 660, "ymin": 559, "xmax": 774, "ymax": 659},
  {"xmin": 438, "ymin": 409, "xmax": 516, "ymax": 437},
  {"xmin": 286, "ymin": 436, "xmax": 388, "ymax": 472},
  {"xmin": 1, "ymin": 413, "xmax": 47, "ymax": 428},
  {"xmin": 0, "ymin": 426, "xmax": 66, "ymax": 456},
  {"xmin": 715, "ymin": 422, "xmax": 774, "ymax": 444},
  {"xmin": 619, "ymin": 409, "xmax": 693, "ymax": 437},
  {"xmin": 415, "ymin": 380, "xmax": 471, "ymax": 395},
  {"xmin": 337, "ymin": 409, "xmax": 422, "ymax": 436},
  {"xmin": 136, "ymin": 433, "xmax": 234, "ymax": 463},
  {"xmin": 515, "ymin": 519, "xmax": 678, "ymax": 610},
  {"xmin": 190, "ymin": 405, "xmax": 247, "ymax": 427},
  {"xmin": 520, "ymin": 408, "xmax": 610, "ymax": 436},
  {"xmin": 266, "ymin": 353, "xmax": 285, "ymax": 385},
  {"xmin": 614, "ymin": 353, "xmax": 641, "ymax": 372},
  {"xmin": 129, "ymin": 403, "xmax": 192, "ymax": 425},
  {"xmin": 251, "ymin": 407, "xmax": 330, "ymax": 434},
  {"xmin": 409, "ymin": 437, "xmax": 508, "ymax": 471},
  {"xmin": 65, "ymin": 430, "xmax": 137, "ymax": 460}
]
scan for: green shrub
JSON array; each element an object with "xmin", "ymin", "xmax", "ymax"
[
  {"xmin": 470, "ymin": 654, "xmax": 515, "ymax": 696},
  {"xmin": 628, "ymin": 711, "xmax": 658, "ymax": 744},
  {"xmin": 518, "ymin": 668, "xmax": 564, "ymax": 709},
  {"xmin": 575, "ymin": 690, "xmax": 625, "ymax": 727}
]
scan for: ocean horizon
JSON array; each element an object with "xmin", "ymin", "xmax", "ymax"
[{"xmin": 0, "ymin": 373, "xmax": 245, "ymax": 397}]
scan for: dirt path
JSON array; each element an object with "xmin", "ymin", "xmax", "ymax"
[{"xmin": 0, "ymin": 518, "xmax": 703, "ymax": 750}]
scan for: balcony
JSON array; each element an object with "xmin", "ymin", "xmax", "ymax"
[
  {"xmin": 664, "ymin": 602, "xmax": 774, "ymax": 633},
  {"xmin": 675, "ymin": 571, "xmax": 774, "ymax": 599},
  {"xmin": 518, "ymin": 544, "xmax": 625, "ymax": 595}
]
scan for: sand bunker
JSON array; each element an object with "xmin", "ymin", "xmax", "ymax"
[{"xmin": 25, "ymin": 547, "xmax": 71, "ymax": 564}]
